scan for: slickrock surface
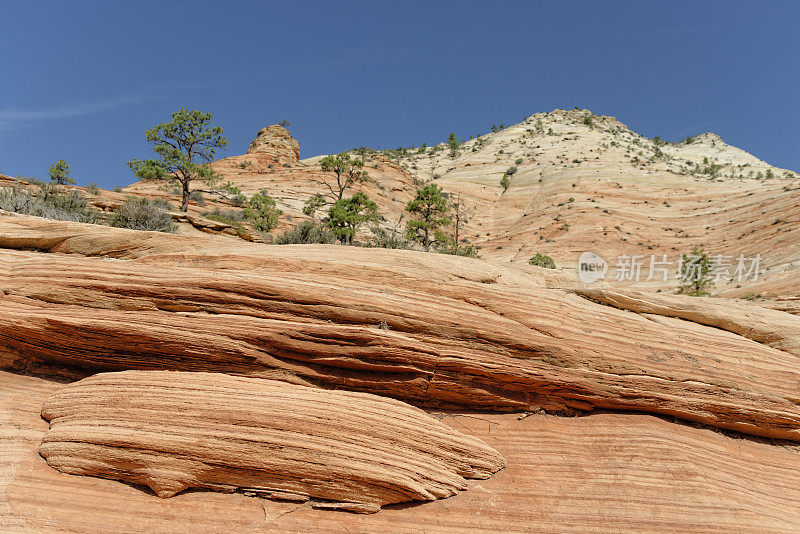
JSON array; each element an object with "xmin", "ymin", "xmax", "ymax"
[
  {"xmin": 3, "ymin": 372, "xmax": 800, "ymax": 532},
  {"xmin": 3, "ymin": 215, "xmax": 800, "ymax": 443},
  {"xmin": 577, "ymin": 288, "xmax": 800, "ymax": 357},
  {"xmin": 39, "ymin": 371, "xmax": 504, "ymax": 512}
]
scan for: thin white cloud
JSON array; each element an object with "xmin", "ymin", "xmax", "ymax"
[{"xmin": 0, "ymin": 94, "xmax": 151, "ymax": 130}]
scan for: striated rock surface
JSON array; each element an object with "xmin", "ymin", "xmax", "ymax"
[
  {"xmin": 578, "ymin": 287, "xmax": 800, "ymax": 357},
  {"xmin": 246, "ymin": 124, "xmax": 300, "ymax": 164},
  {"xmin": 3, "ymin": 371, "xmax": 800, "ymax": 531},
  {"xmin": 3, "ymin": 215, "xmax": 800, "ymax": 442},
  {"xmin": 39, "ymin": 371, "xmax": 504, "ymax": 513}
]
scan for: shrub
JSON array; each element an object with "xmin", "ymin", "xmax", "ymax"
[
  {"xmin": 86, "ymin": 182, "xmax": 100, "ymax": 195},
  {"xmin": 275, "ymin": 220, "xmax": 336, "ymax": 244},
  {"xmin": 515, "ymin": 158, "xmax": 523, "ymax": 165},
  {"xmin": 16, "ymin": 176, "xmax": 46, "ymax": 186},
  {"xmin": 243, "ymin": 190, "xmax": 282, "ymax": 233},
  {"xmin": 111, "ymin": 197, "xmax": 177, "ymax": 232},
  {"xmin": 189, "ymin": 190, "xmax": 205, "ymax": 206},
  {"xmin": 500, "ymin": 174, "xmax": 511, "ymax": 192},
  {"xmin": 529, "ymin": 253, "xmax": 556, "ymax": 269},
  {"xmin": 203, "ymin": 207, "xmax": 243, "ymax": 221},
  {"xmin": 433, "ymin": 231, "xmax": 479, "ymax": 258},
  {"xmin": 676, "ymin": 246, "xmax": 714, "ymax": 296},
  {"xmin": 365, "ymin": 223, "xmax": 415, "ymax": 250},
  {"xmin": 0, "ymin": 184, "xmax": 97, "ymax": 223}
]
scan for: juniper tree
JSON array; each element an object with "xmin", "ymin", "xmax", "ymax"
[
  {"xmin": 435, "ymin": 192, "xmax": 476, "ymax": 256},
  {"xmin": 447, "ymin": 133, "xmax": 458, "ymax": 157},
  {"xmin": 127, "ymin": 108, "xmax": 227, "ymax": 212},
  {"xmin": 677, "ymin": 246, "xmax": 714, "ymax": 296},
  {"xmin": 303, "ymin": 194, "xmax": 326, "ymax": 218}
]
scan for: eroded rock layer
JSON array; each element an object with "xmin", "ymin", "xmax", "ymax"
[
  {"xmin": 3, "ymin": 371, "xmax": 800, "ymax": 532},
  {"xmin": 2, "ymin": 214, "xmax": 800, "ymax": 442},
  {"xmin": 39, "ymin": 370, "xmax": 505, "ymax": 513}
]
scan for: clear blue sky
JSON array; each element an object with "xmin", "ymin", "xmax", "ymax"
[{"xmin": 1, "ymin": 1, "xmax": 798, "ymax": 188}]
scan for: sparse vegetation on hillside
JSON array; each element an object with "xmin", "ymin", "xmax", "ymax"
[
  {"xmin": 128, "ymin": 108, "xmax": 227, "ymax": 212},
  {"xmin": 0, "ymin": 183, "xmax": 96, "ymax": 222}
]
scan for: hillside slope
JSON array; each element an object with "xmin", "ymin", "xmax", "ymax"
[{"xmin": 123, "ymin": 109, "xmax": 799, "ymax": 295}]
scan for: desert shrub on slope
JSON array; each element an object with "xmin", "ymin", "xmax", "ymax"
[
  {"xmin": 275, "ymin": 220, "xmax": 336, "ymax": 244},
  {"xmin": 0, "ymin": 184, "xmax": 97, "ymax": 223},
  {"xmin": 111, "ymin": 197, "xmax": 176, "ymax": 233},
  {"xmin": 529, "ymin": 253, "xmax": 556, "ymax": 269},
  {"xmin": 243, "ymin": 190, "xmax": 282, "ymax": 233}
]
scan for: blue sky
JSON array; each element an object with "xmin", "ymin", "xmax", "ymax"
[{"xmin": 1, "ymin": 1, "xmax": 798, "ymax": 188}]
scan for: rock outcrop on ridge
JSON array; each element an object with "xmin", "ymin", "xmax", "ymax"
[{"xmin": 246, "ymin": 124, "xmax": 301, "ymax": 164}]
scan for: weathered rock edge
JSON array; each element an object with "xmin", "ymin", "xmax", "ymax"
[{"xmin": 39, "ymin": 370, "xmax": 505, "ymax": 513}]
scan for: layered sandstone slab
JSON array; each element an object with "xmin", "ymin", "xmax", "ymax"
[
  {"xmin": 577, "ymin": 288, "xmax": 800, "ymax": 357},
  {"xmin": 3, "ymin": 215, "xmax": 800, "ymax": 442},
  {"xmin": 4, "ymin": 372, "xmax": 800, "ymax": 532},
  {"xmin": 39, "ymin": 370, "xmax": 505, "ymax": 513}
]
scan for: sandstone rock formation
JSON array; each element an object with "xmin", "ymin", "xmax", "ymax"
[
  {"xmin": 39, "ymin": 370, "xmax": 504, "ymax": 512},
  {"xmin": 2, "ymin": 107, "xmax": 800, "ymax": 531},
  {"xmin": 3, "ymin": 371, "xmax": 800, "ymax": 532},
  {"xmin": 577, "ymin": 287, "xmax": 800, "ymax": 357},
  {"xmin": 246, "ymin": 124, "xmax": 301, "ymax": 164},
  {"xmin": 3, "ymin": 214, "xmax": 800, "ymax": 443}
]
